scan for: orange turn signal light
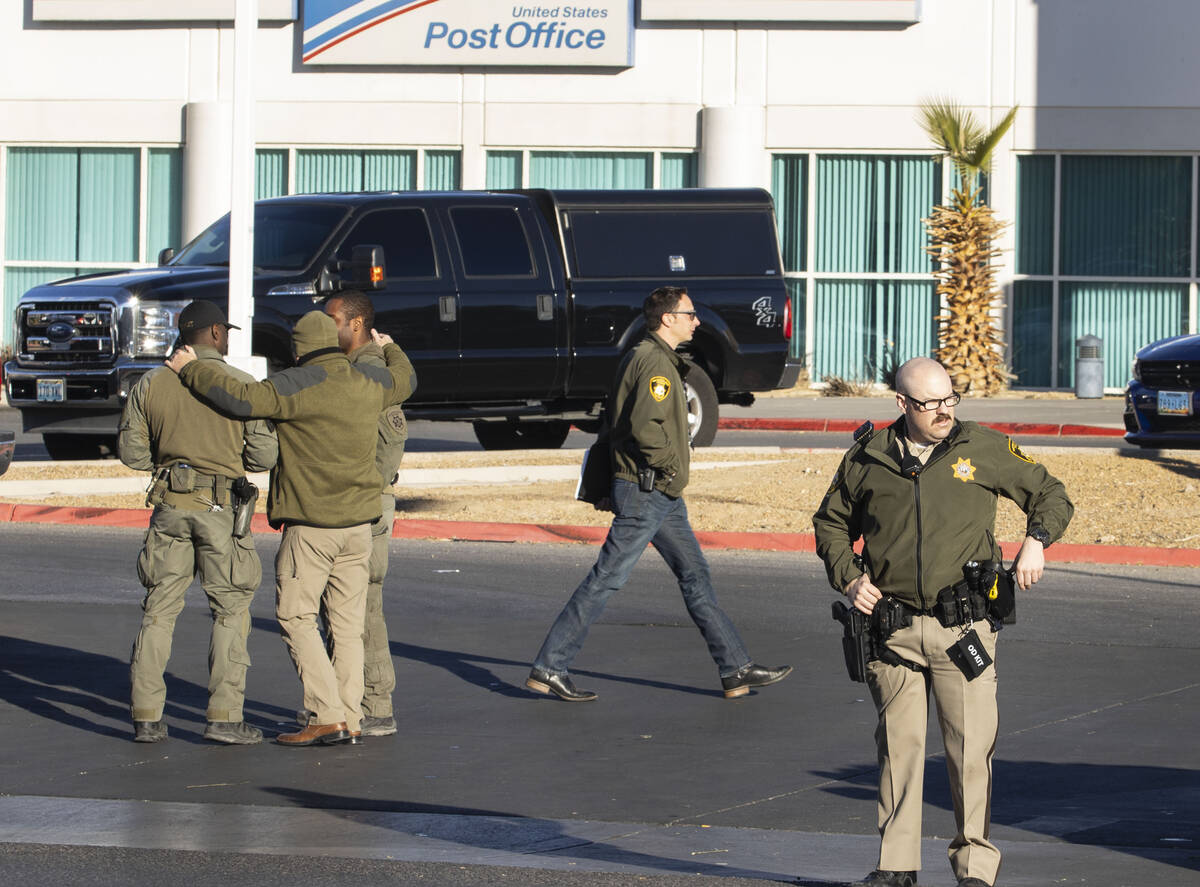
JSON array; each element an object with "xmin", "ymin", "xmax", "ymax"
[{"xmin": 370, "ymin": 266, "xmax": 384, "ymax": 284}]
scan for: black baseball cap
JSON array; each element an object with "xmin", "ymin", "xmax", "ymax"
[{"xmin": 178, "ymin": 300, "xmax": 239, "ymax": 332}]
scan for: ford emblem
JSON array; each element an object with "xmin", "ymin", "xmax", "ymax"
[{"xmin": 46, "ymin": 321, "xmax": 75, "ymax": 342}]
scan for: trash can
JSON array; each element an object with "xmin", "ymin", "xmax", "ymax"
[{"xmin": 1075, "ymin": 335, "xmax": 1103, "ymax": 399}]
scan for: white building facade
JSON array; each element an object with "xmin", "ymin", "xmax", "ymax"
[{"xmin": 4, "ymin": 0, "xmax": 1199, "ymax": 391}]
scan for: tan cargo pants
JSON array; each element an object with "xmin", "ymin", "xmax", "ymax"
[
  {"xmin": 275, "ymin": 523, "xmax": 370, "ymax": 732},
  {"xmin": 363, "ymin": 492, "xmax": 397, "ymax": 718},
  {"xmin": 130, "ymin": 504, "xmax": 262, "ymax": 722},
  {"xmin": 866, "ymin": 614, "xmax": 1001, "ymax": 885}
]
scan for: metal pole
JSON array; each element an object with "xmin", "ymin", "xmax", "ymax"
[{"xmin": 227, "ymin": 0, "xmax": 265, "ymax": 378}]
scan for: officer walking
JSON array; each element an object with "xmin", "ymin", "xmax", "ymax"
[
  {"xmin": 527, "ymin": 286, "xmax": 791, "ymax": 702},
  {"xmin": 119, "ymin": 300, "xmax": 278, "ymax": 744},
  {"xmin": 812, "ymin": 357, "xmax": 1074, "ymax": 887},
  {"xmin": 166, "ymin": 310, "xmax": 415, "ymax": 747},
  {"xmin": 323, "ymin": 291, "xmax": 414, "ymax": 737}
]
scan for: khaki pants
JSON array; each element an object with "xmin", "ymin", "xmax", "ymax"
[
  {"xmin": 276, "ymin": 523, "xmax": 370, "ymax": 732},
  {"xmin": 130, "ymin": 505, "xmax": 262, "ymax": 722},
  {"xmin": 867, "ymin": 614, "xmax": 1001, "ymax": 884},
  {"xmin": 363, "ymin": 493, "xmax": 396, "ymax": 718}
]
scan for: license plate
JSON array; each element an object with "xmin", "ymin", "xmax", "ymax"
[
  {"xmin": 1157, "ymin": 390, "xmax": 1192, "ymax": 416},
  {"xmin": 36, "ymin": 378, "xmax": 65, "ymax": 403}
]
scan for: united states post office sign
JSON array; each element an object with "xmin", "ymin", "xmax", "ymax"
[{"xmin": 302, "ymin": 0, "xmax": 635, "ymax": 67}]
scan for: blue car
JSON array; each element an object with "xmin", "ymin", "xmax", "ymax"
[{"xmin": 1125, "ymin": 334, "xmax": 1200, "ymax": 448}]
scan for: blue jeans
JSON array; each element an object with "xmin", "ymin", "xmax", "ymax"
[{"xmin": 533, "ymin": 478, "xmax": 751, "ymax": 678}]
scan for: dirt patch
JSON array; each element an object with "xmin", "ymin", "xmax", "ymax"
[{"xmin": 5, "ymin": 448, "xmax": 1197, "ymax": 549}]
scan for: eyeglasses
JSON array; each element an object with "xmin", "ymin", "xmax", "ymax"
[
  {"xmin": 667, "ymin": 310, "xmax": 697, "ymax": 318},
  {"xmin": 902, "ymin": 392, "xmax": 961, "ymax": 412}
]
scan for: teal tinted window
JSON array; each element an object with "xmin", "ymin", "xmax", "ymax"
[
  {"xmin": 812, "ymin": 279, "xmax": 937, "ymax": 382},
  {"xmin": 529, "ymin": 152, "xmax": 652, "ymax": 189},
  {"xmin": 815, "ymin": 155, "xmax": 939, "ymax": 274},
  {"xmin": 6, "ymin": 147, "xmax": 139, "ymax": 263},
  {"xmin": 146, "ymin": 148, "xmax": 182, "ymax": 257},
  {"xmin": 660, "ymin": 153, "xmax": 698, "ymax": 189},
  {"xmin": 424, "ymin": 150, "xmax": 461, "ymax": 190},
  {"xmin": 1016, "ymin": 156, "xmax": 1054, "ymax": 275},
  {"xmin": 1057, "ymin": 282, "xmax": 1187, "ymax": 389},
  {"xmin": 256, "ymin": 149, "xmax": 288, "ymax": 199},
  {"xmin": 771, "ymin": 154, "xmax": 807, "ymax": 273},
  {"xmin": 296, "ymin": 150, "xmax": 416, "ymax": 193},
  {"xmin": 1011, "ymin": 280, "xmax": 1053, "ymax": 387},
  {"xmin": 785, "ymin": 278, "xmax": 805, "ymax": 360},
  {"xmin": 1060, "ymin": 156, "xmax": 1191, "ymax": 277},
  {"xmin": 486, "ymin": 151, "xmax": 522, "ymax": 189}
]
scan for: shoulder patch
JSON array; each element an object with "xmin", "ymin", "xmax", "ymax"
[
  {"xmin": 649, "ymin": 375, "xmax": 671, "ymax": 402},
  {"xmin": 1008, "ymin": 438, "xmax": 1036, "ymax": 464}
]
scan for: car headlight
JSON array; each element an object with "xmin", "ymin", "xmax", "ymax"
[
  {"xmin": 133, "ymin": 300, "xmax": 191, "ymax": 357},
  {"xmin": 1131, "ymin": 358, "xmax": 1141, "ymax": 383}
]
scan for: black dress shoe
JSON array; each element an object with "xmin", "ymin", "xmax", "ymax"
[
  {"xmin": 855, "ymin": 871, "xmax": 917, "ymax": 887},
  {"xmin": 526, "ymin": 667, "xmax": 597, "ymax": 701},
  {"xmin": 721, "ymin": 663, "xmax": 793, "ymax": 698}
]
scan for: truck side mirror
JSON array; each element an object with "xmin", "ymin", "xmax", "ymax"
[
  {"xmin": 349, "ymin": 244, "xmax": 386, "ymax": 291},
  {"xmin": 157, "ymin": 247, "xmax": 176, "ymax": 266}
]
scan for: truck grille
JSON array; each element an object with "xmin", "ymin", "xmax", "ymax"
[
  {"xmin": 18, "ymin": 300, "xmax": 116, "ymax": 365},
  {"xmin": 1140, "ymin": 361, "xmax": 1200, "ymax": 389}
]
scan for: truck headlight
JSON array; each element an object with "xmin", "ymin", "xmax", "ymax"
[
  {"xmin": 133, "ymin": 300, "xmax": 191, "ymax": 357},
  {"xmin": 1131, "ymin": 358, "xmax": 1142, "ymax": 383}
]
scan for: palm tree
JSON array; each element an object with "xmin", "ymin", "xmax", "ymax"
[{"xmin": 919, "ymin": 100, "xmax": 1018, "ymax": 395}]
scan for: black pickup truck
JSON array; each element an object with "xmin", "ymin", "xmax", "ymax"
[{"xmin": 5, "ymin": 188, "xmax": 800, "ymax": 458}]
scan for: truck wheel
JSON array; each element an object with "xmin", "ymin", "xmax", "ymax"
[
  {"xmin": 42, "ymin": 433, "xmax": 115, "ymax": 461},
  {"xmin": 473, "ymin": 420, "xmax": 571, "ymax": 450},
  {"xmin": 684, "ymin": 363, "xmax": 719, "ymax": 447}
]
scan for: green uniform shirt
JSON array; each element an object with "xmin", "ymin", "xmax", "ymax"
[
  {"xmin": 118, "ymin": 344, "xmax": 278, "ymax": 480},
  {"xmin": 347, "ymin": 340, "xmax": 415, "ymax": 491},
  {"xmin": 610, "ymin": 333, "xmax": 691, "ymax": 497},
  {"xmin": 178, "ymin": 341, "xmax": 415, "ymax": 529},
  {"xmin": 812, "ymin": 419, "xmax": 1074, "ymax": 610}
]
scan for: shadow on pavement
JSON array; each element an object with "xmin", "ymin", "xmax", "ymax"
[
  {"xmin": 817, "ymin": 759, "xmax": 1200, "ymax": 873},
  {"xmin": 261, "ymin": 786, "xmax": 794, "ymax": 882},
  {"xmin": 250, "ymin": 615, "xmax": 722, "ymax": 700},
  {"xmin": 0, "ymin": 634, "xmax": 294, "ymax": 741}
]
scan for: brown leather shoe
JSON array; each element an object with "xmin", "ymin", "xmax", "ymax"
[
  {"xmin": 275, "ymin": 721, "xmax": 350, "ymax": 746},
  {"xmin": 346, "ymin": 730, "xmax": 363, "ymax": 745}
]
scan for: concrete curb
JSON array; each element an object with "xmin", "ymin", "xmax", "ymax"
[
  {"xmin": 2, "ymin": 503, "xmax": 1196, "ymax": 567},
  {"xmin": 718, "ymin": 417, "xmax": 1126, "ymax": 437}
]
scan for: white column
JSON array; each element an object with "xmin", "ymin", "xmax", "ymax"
[
  {"xmin": 183, "ymin": 102, "xmax": 232, "ymax": 243},
  {"xmin": 698, "ymin": 105, "xmax": 767, "ymax": 189},
  {"xmin": 226, "ymin": 0, "xmax": 263, "ymax": 377}
]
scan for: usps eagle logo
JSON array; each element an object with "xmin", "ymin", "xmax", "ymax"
[
  {"xmin": 952, "ymin": 457, "xmax": 976, "ymax": 483},
  {"xmin": 649, "ymin": 376, "xmax": 671, "ymax": 402}
]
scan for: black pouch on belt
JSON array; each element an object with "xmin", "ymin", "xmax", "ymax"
[{"xmin": 947, "ymin": 628, "xmax": 993, "ymax": 680}]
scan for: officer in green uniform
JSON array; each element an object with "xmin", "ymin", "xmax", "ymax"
[
  {"xmin": 119, "ymin": 300, "xmax": 278, "ymax": 744},
  {"xmin": 812, "ymin": 357, "xmax": 1074, "ymax": 887},
  {"xmin": 527, "ymin": 285, "xmax": 791, "ymax": 702},
  {"xmin": 167, "ymin": 310, "xmax": 415, "ymax": 747},
  {"xmin": 323, "ymin": 291, "xmax": 414, "ymax": 738}
]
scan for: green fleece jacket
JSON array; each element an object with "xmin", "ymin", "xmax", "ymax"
[
  {"xmin": 812, "ymin": 419, "xmax": 1074, "ymax": 610},
  {"xmin": 609, "ymin": 333, "xmax": 691, "ymax": 497},
  {"xmin": 347, "ymin": 340, "xmax": 414, "ymax": 491},
  {"xmin": 177, "ymin": 312, "xmax": 415, "ymax": 529},
  {"xmin": 118, "ymin": 345, "xmax": 277, "ymax": 478}
]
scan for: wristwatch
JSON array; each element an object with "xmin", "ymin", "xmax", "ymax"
[{"xmin": 1026, "ymin": 525, "xmax": 1051, "ymax": 549}]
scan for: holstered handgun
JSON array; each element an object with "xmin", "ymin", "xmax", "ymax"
[
  {"xmin": 230, "ymin": 476, "xmax": 258, "ymax": 538},
  {"xmin": 832, "ymin": 600, "xmax": 873, "ymax": 683}
]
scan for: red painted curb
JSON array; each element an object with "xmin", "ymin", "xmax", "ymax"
[
  {"xmin": 3, "ymin": 502, "xmax": 1190, "ymax": 566},
  {"xmin": 716, "ymin": 417, "xmax": 1125, "ymax": 438}
]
